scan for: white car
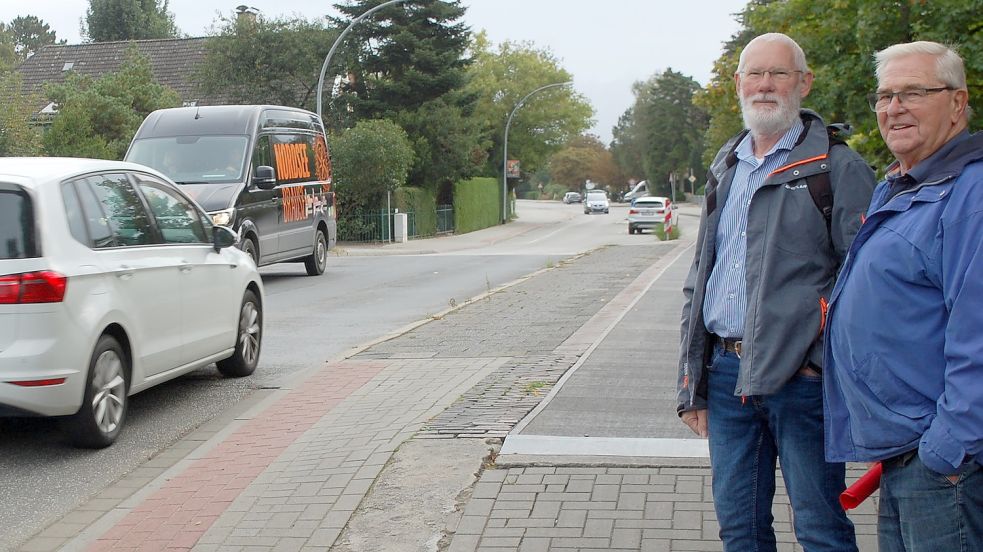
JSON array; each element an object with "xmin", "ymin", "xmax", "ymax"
[
  {"xmin": 583, "ymin": 190, "xmax": 610, "ymax": 214},
  {"xmin": 627, "ymin": 196, "xmax": 671, "ymax": 234},
  {"xmin": 0, "ymin": 158, "xmax": 264, "ymax": 448}
]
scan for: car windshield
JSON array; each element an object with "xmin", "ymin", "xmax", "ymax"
[
  {"xmin": 586, "ymin": 192, "xmax": 607, "ymax": 199},
  {"xmin": 127, "ymin": 136, "xmax": 249, "ymax": 184},
  {"xmin": 0, "ymin": 187, "xmax": 37, "ymax": 259}
]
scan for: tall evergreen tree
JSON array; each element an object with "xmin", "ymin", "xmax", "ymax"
[
  {"xmin": 330, "ymin": 1, "xmax": 482, "ymax": 194},
  {"xmin": 84, "ymin": 0, "xmax": 180, "ymax": 42},
  {"xmin": 2, "ymin": 16, "xmax": 63, "ymax": 60}
]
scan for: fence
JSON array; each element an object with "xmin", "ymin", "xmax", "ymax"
[{"xmin": 338, "ymin": 206, "xmax": 455, "ymax": 243}]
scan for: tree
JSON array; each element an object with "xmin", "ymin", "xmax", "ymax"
[
  {"xmin": 698, "ymin": 0, "xmax": 981, "ymax": 171},
  {"xmin": 84, "ymin": 0, "xmax": 180, "ymax": 42},
  {"xmin": 548, "ymin": 135, "xmax": 622, "ymax": 194},
  {"xmin": 329, "ymin": 119, "xmax": 414, "ymax": 212},
  {"xmin": 465, "ymin": 33, "xmax": 594, "ymax": 179},
  {"xmin": 617, "ymin": 69, "xmax": 708, "ymax": 196},
  {"xmin": 331, "ymin": 0, "xmax": 483, "ymax": 191},
  {"xmin": 4, "ymin": 16, "xmax": 63, "ymax": 59},
  {"xmin": 0, "ymin": 73, "xmax": 43, "ymax": 156},
  {"xmin": 43, "ymin": 49, "xmax": 180, "ymax": 159},
  {"xmin": 195, "ymin": 14, "xmax": 337, "ymax": 111}
]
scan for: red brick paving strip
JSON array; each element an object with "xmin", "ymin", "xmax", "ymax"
[{"xmin": 86, "ymin": 360, "xmax": 388, "ymax": 551}]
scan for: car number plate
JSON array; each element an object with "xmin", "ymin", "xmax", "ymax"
[{"xmin": 640, "ymin": 209, "xmax": 654, "ymax": 215}]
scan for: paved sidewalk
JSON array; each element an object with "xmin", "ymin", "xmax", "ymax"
[{"xmin": 20, "ymin": 210, "xmax": 880, "ymax": 551}]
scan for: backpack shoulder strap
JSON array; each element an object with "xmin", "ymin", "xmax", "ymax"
[{"xmin": 805, "ymin": 124, "xmax": 852, "ymax": 234}]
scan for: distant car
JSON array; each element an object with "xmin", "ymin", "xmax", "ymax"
[
  {"xmin": 627, "ymin": 195, "xmax": 671, "ymax": 234},
  {"xmin": 0, "ymin": 157, "xmax": 264, "ymax": 448},
  {"xmin": 583, "ymin": 190, "xmax": 610, "ymax": 214},
  {"xmin": 562, "ymin": 191, "xmax": 582, "ymax": 204}
]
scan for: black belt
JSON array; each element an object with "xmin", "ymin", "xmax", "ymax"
[{"xmin": 714, "ymin": 335, "xmax": 742, "ymax": 357}]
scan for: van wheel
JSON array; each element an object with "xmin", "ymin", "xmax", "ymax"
[
  {"xmin": 65, "ymin": 335, "xmax": 128, "ymax": 448},
  {"xmin": 241, "ymin": 237, "xmax": 258, "ymax": 266},
  {"xmin": 217, "ymin": 289, "xmax": 262, "ymax": 377},
  {"xmin": 304, "ymin": 229, "xmax": 327, "ymax": 276}
]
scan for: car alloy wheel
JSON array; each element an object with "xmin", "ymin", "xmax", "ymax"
[
  {"xmin": 66, "ymin": 335, "xmax": 128, "ymax": 448},
  {"xmin": 217, "ymin": 289, "xmax": 262, "ymax": 377}
]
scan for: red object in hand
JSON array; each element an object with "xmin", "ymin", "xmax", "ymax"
[{"xmin": 840, "ymin": 462, "xmax": 883, "ymax": 510}]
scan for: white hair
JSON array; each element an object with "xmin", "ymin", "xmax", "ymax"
[
  {"xmin": 737, "ymin": 33, "xmax": 810, "ymax": 73},
  {"xmin": 875, "ymin": 41, "xmax": 967, "ymax": 90}
]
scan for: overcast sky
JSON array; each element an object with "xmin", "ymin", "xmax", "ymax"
[{"xmin": 2, "ymin": 1, "xmax": 742, "ymax": 144}]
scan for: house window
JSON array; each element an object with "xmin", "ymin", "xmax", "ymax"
[{"xmin": 61, "ymin": 62, "xmax": 74, "ymax": 71}]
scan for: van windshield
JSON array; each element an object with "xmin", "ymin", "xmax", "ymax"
[{"xmin": 127, "ymin": 136, "xmax": 249, "ymax": 184}]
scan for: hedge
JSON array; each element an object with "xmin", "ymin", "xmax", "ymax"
[
  {"xmin": 453, "ymin": 177, "xmax": 500, "ymax": 234},
  {"xmin": 395, "ymin": 186, "xmax": 437, "ymax": 237}
]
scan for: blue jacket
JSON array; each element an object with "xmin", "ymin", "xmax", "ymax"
[{"xmin": 824, "ymin": 131, "xmax": 983, "ymax": 475}]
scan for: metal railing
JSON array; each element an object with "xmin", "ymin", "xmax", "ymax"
[{"xmin": 338, "ymin": 206, "xmax": 455, "ymax": 243}]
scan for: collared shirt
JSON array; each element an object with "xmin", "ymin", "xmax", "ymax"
[
  {"xmin": 878, "ymin": 130, "xmax": 971, "ymax": 210},
  {"xmin": 703, "ymin": 120, "xmax": 804, "ymax": 338}
]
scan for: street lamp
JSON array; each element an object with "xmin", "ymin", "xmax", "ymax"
[
  {"xmin": 316, "ymin": 0, "xmax": 412, "ymax": 122},
  {"xmin": 501, "ymin": 81, "xmax": 574, "ymax": 224}
]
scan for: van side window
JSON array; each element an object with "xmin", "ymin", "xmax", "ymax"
[
  {"xmin": 270, "ymin": 134, "xmax": 316, "ymax": 185},
  {"xmin": 252, "ymin": 135, "xmax": 274, "ymax": 177}
]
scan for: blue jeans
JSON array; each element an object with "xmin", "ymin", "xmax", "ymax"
[
  {"xmin": 879, "ymin": 453, "xmax": 983, "ymax": 551},
  {"xmin": 707, "ymin": 348, "xmax": 857, "ymax": 552}
]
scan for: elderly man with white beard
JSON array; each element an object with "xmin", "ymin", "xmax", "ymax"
[{"xmin": 676, "ymin": 33, "xmax": 876, "ymax": 552}]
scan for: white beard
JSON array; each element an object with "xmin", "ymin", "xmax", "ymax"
[{"xmin": 740, "ymin": 91, "xmax": 801, "ymax": 136}]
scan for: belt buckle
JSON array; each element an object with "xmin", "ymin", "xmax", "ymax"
[{"xmin": 734, "ymin": 340, "xmax": 742, "ymax": 359}]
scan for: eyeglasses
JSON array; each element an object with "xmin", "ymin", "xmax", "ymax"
[
  {"xmin": 739, "ymin": 69, "xmax": 804, "ymax": 82},
  {"xmin": 867, "ymin": 87, "xmax": 953, "ymax": 112}
]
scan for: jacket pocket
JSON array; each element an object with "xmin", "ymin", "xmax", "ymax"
[{"xmin": 843, "ymin": 354, "xmax": 931, "ymax": 449}]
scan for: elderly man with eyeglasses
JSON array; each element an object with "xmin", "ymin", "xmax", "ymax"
[
  {"xmin": 677, "ymin": 32, "xmax": 876, "ymax": 551},
  {"xmin": 824, "ymin": 41, "xmax": 983, "ymax": 551}
]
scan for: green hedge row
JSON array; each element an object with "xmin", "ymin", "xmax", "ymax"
[
  {"xmin": 395, "ymin": 186, "xmax": 437, "ymax": 237},
  {"xmin": 453, "ymin": 177, "xmax": 500, "ymax": 234}
]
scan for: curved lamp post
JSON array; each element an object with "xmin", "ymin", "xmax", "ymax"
[
  {"xmin": 502, "ymin": 81, "xmax": 574, "ymax": 223},
  {"xmin": 316, "ymin": 0, "xmax": 412, "ymax": 121}
]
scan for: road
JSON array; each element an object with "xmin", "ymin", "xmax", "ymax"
[{"xmin": 0, "ymin": 200, "xmax": 670, "ymax": 551}]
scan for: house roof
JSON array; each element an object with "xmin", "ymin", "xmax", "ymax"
[{"xmin": 16, "ymin": 37, "xmax": 224, "ymax": 106}]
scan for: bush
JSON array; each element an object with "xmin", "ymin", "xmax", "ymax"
[
  {"xmin": 654, "ymin": 224, "xmax": 681, "ymax": 241},
  {"xmin": 396, "ymin": 186, "xmax": 437, "ymax": 237},
  {"xmin": 453, "ymin": 177, "xmax": 500, "ymax": 233}
]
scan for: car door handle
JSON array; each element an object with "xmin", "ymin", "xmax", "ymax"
[
  {"xmin": 180, "ymin": 262, "xmax": 193, "ymax": 273},
  {"xmin": 271, "ymin": 196, "xmax": 279, "ymax": 203},
  {"xmin": 116, "ymin": 265, "xmax": 135, "ymax": 280}
]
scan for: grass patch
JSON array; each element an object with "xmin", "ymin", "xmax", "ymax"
[
  {"xmin": 523, "ymin": 381, "xmax": 548, "ymax": 395},
  {"xmin": 653, "ymin": 225, "xmax": 681, "ymax": 241}
]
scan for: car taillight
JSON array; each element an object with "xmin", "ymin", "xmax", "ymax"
[
  {"xmin": 0, "ymin": 271, "xmax": 68, "ymax": 304},
  {"xmin": 628, "ymin": 209, "xmax": 639, "ymax": 215}
]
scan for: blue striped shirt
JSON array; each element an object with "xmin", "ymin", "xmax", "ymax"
[{"xmin": 703, "ymin": 120, "xmax": 804, "ymax": 338}]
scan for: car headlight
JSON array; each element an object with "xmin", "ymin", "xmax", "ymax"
[{"xmin": 210, "ymin": 208, "xmax": 235, "ymax": 227}]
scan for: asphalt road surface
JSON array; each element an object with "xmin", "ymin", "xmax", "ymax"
[{"xmin": 0, "ymin": 200, "xmax": 662, "ymax": 550}]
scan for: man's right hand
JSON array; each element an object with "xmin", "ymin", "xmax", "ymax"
[{"xmin": 681, "ymin": 409, "xmax": 708, "ymax": 438}]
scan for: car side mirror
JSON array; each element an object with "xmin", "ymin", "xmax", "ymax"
[
  {"xmin": 212, "ymin": 225, "xmax": 238, "ymax": 252},
  {"xmin": 252, "ymin": 165, "xmax": 277, "ymax": 190}
]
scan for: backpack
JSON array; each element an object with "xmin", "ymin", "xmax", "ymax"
[{"xmin": 705, "ymin": 122, "xmax": 852, "ymax": 234}]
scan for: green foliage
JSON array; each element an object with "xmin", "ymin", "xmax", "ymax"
[
  {"xmin": 615, "ymin": 69, "xmax": 708, "ymax": 196},
  {"xmin": 548, "ymin": 134, "xmax": 622, "ymax": 193},
  {"xmin": 395, "ymin": 94, "xmax": 486, "ymax": 196},
  {"xmin": 395, "ymin": 186, "xmax": 437, "ymax": 236},
  {"xmin": 84, "ymin": 0, "xmax": 180, "ymax": 41},
  {"xmin": 195, "ymin": 14, "xmax": 337, "ymax": 111},
  {"xmin": 0, "ymin": 73, "xmax": 43, "ymax": 156},
  {"xmin": 654, "ymin": 224, "xmax": 682, "ymax": 241},
  {"xmin": 453, "ymin": 177, "xmax": 500, "ymax": 233},
  {"xmin": 329, "ymin": 119, "xmax": 414, "ymax": 213},
  {"xmin": 701, "ymin": 0, "xmax": 982, "ymax": 171},
  {"xmin": 331, "ymin": 1, "xmax": 483, "ymax": 190},
  {"xmin": 465, "ymin": 33, "xmax": 594, "ymax": 179},
  {"xmin": 43, "ymin": 49, "xmax": 180, "ymax": 159},
  {"xmin": 0, "ymin": 16, "xmax": 63, "ymax": 62}
]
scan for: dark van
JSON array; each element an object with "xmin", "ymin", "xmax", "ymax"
[{"xmin": 125, "ymin": 105, "xmax": 336, "ymax": 276}]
